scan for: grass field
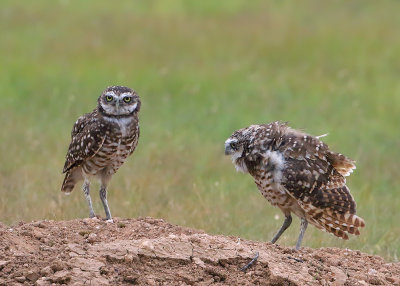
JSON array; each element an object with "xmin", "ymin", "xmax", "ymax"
[{"xmin": 0, "ymin": 1, "xmax": 399, "ymax": 261}]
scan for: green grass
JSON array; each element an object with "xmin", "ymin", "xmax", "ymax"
[{"xmin": 0, "ymin": 0, "xmax": 399, "ymax": 261}]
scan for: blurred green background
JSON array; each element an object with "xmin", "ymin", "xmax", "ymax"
[{"xmin": 0, "ymin": 1, "xmax": 399, "ymax": 261}]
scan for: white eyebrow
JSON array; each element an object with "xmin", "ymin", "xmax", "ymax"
[
  {"xmin": 105, "ymin": 91, "xmax": 117, "ymax": 96},
  {"xmin": 225, "ymin": 138, "xmax": 238, "ymax": 145},
  {"xmin": 120, "ymin": 92, "xmax": 132, "ymax": 97}
]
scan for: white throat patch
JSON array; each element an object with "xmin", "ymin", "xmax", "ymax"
[
  {"xmin": 103, "ymin": 116, "xmax": 133, "ymax": 137},
  {"xmin": 233, "ymin": 157, "xmax": 248, "ymax": 173}
]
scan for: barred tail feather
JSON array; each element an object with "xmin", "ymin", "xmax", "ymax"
[
  {"xmin": 306, "ymin": 217, "xmax": 347, "ymax": 239},
  {"xmin": 327, "ymin": 151, "xmax": 356, "ymax": 177},
  {"xmin": 61, "ymin": 173, "xmax": 75, "ymax": 193},
  {"xmin": 308, "ymin": 209, "xmax": 365, "ymax": 239},
  {"xmin": 322, "ymin": 223, "xmax": 349, "ymax": 240},
  {"xmin": 61, "ymin": 167, "xmax": 82, "ymax": 194},
  {"xmin": 302, "ymin": 200, "xmax": 365, "ymax": 239}
]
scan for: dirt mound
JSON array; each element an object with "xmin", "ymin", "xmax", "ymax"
[{"xmin": 0, "ymin": 217, "xmax": 398, "ymax": 285}]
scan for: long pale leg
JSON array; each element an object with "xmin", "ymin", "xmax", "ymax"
[
  {"xmin": 82, "ymin": 180, "xmax": 95, "ymax": 218},
  {"xmin": 271, "ymin": 215, "xmax": 292, "ymax": 244},
  {"xmin": 295, "ymin": 218, "xmax": 308, "ymax": 250},
  {"xmin": 99, "ymin": 183, "xmax": 112, "ymax": 222}
]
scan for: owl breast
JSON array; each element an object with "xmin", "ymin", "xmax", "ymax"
[
  {"xmin": 251, "ymin": 150, "xmax": 306, "ymax": 218},
  {"xmin": 81, "ymin": 117, "xmax": 139, "ymax": 177},
  {"xmin": 255, "ymin": 175, "xmax": 305, "ymax": 218}
]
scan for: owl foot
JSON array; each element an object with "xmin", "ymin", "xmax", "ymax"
[
  {"xmin": 240, "ymin": 252, "xmax": 259, "ymax": 271},
  {"xmin": 287, "ymin": 256, "xmax": 303, "ymax": 263}
]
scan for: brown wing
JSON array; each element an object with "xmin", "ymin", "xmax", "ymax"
[
  {"xmin": 279, "ymin": 132, "xmax": 364, "ymax": 239},
  {"xmin": 128, "ymin": 126, "xmax": 140, "ymax": 156},
  {"xmin": 281, "ymin": 157, "xmax": 365, "ymax": 239},
  {"xmin": 71, "ymin": 113, "xmax": 89, "ymax": 137},
  {"xmin": 281, "ymin": 157, "xmax": 354, "ymax": 214},
  {"xmin": 279, "ymin": 132, "xmax": 349, "ymax": 200},
  {"xmin": 280, "ymin": 130, "xmax": 330, "ymax": 161},
  {"xmin": 62, "ymin": 111, "xmax": 106, "ymax": 173},
  {"xmin": 280, "ymin": 129, "xmax": 356, "ymax": 176}
]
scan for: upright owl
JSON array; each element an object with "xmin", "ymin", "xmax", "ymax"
[
  {"xmin": 61, "ymin": 86, "xmax": 141, "ymax": 222},
  {"xmin": 225, "ymin": 122, "xmax": 365, "ymax": 249}
]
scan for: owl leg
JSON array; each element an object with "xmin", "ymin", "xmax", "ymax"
[
  {"xmin": 295, "ymin": 218, "xmax": 308, "ymax": 250},
  {"xmin": 82, "ymin": 180, "xmax": 95, "ymax": 218},
  {"xmin": 271, "ymin": 215, "xmax": 292, "ymax": 244},
  {"xmin": 99, "ymin": 183, "xmax": 113, "ymax": 222}
]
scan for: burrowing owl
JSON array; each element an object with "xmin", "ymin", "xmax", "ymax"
[
  {"xmin": 61, "ymin": 86, "xmax": 141, "ymax": 222},
  {"xmin": 225, "ymin": 122, "xmax": 365, "ymax": 249}
]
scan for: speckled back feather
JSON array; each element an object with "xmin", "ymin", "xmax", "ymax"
[{"xmin": 62, "ymin": 110, "xmax": 106, "ymax": 173}]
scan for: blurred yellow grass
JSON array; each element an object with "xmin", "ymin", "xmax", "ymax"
[{"xmin": 0, "ymin": 1, "xmax": 399, "ymax": 261}]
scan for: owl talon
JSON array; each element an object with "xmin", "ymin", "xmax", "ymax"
[
  {"xmin": 287, "ymin": 256, "xmax": 303, "ymax": 263},
  {"xmin": 240, "ymin": 252, "xmax": 259, "ymax": 271}
]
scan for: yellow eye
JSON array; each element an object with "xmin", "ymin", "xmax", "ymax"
[
  {"xmin": 106, "ymin": 95, "xmax": 113, "ymax": 102},
  {"xmin": 123, "ymin": 97, "xmax": 131, "ymax": 103}
]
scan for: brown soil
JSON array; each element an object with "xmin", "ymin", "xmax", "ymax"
[{"xmin": 0, "ymin": 217, "xmax": 398, "ymax": 286}]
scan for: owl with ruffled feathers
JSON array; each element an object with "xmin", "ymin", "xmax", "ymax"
[{"xmin": 225, "ymin": 122, "xmax": 365, "ymax": 249}]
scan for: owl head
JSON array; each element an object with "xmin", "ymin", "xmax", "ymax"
[
  {"xmin": 224, "ymin": 126, "xmax": 254, "ymax": 159},
  {"xmin": 225, "ymin": 126, "xmax": 258, "ymax": 169},
  {"xmin": 225, "ymin": 125, "xmax": 271, "ymax": 173},
  {"xmin": 98, "ymin": 86, "xmax": 141, "ymax": 116},
  {"xmin": 225, "ymin": 123, "xmax": 286, "ymax": 157}
]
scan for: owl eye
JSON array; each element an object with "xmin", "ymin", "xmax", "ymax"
[
  {"xmin": 106, "ymin": 95, "xmax": 113, "ymax": 102},
  {"xmin": 230, "ymin": 142, "xmax": 237, "ymax": 149},
  {"xmin": 123, "ymin": 97, "xmax": 132, "ymax": 103}
]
